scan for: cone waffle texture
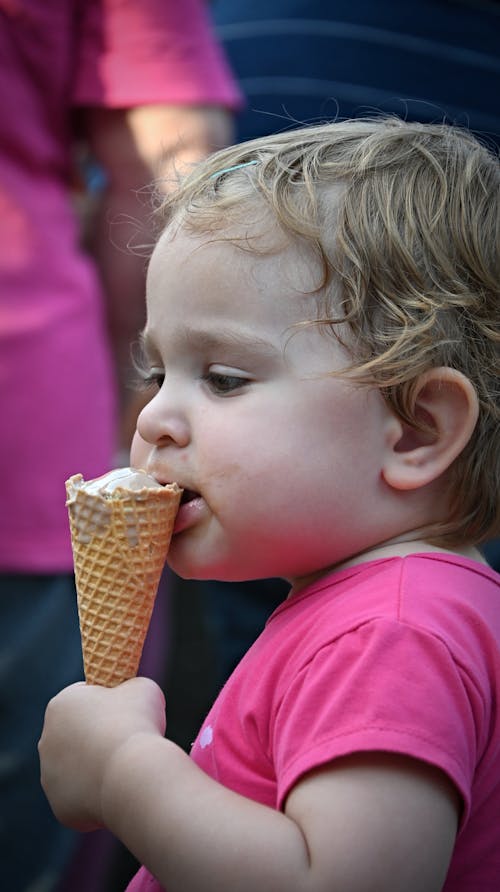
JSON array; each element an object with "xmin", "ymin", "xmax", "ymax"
[{"xmin": 66, "ymin": 473, "xmax": 182, "ymax": 686}]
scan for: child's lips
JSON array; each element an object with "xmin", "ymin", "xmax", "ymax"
[{"xmin": 173, "ymin": 490, "xmax": 205, "ymax": 534}]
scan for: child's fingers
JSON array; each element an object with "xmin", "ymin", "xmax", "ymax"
[{"xmin": 38, "ymin": 676, "xmax": 167, "ymax": 828}]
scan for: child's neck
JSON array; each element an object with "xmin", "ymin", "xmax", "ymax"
[{"xmin": 336, "ymin": 537, "xmax": 487, "ymax": 573}]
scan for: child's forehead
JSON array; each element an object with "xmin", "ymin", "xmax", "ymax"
[
  {"xmin": 153, "ymin": 175, "xmax": 345, "ymax": 277},
  {"xmin": 146, "ymin": 218, "xmax": 333, "ymax": 342},
  {"xmin": 160, "ymin": 204, "xmax": 287, "ymax": 252},
  {"xmin": 151, "ymin": 220, "xmax": 325, "ymax": 303}
]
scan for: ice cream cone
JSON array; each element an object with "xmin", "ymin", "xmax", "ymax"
[{"xmin": 65, "ymin": 470, "xmax": 182, "ymax": 686}]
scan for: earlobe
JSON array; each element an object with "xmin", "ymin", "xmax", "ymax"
[{"xmin": 382, "ymin": 368, "xmax": 479, "ymax": 492}]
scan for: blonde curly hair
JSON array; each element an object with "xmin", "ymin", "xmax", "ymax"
[{"xmin": 155, "ymin": 117, "xmax": 500, "ymax": 546}]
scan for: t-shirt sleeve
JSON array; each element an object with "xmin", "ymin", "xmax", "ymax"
[
  {"xmin": 274, "ymin": 618, "xmax": 477, "ymax": 819},
  {"xmin": 72, "ymin": 0, "xmax": 242, "ymax": 108}
]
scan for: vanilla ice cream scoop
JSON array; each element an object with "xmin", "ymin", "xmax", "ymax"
[{"xmin": 77, "ymin": 467, "xmax": 165, "ymax": 496}]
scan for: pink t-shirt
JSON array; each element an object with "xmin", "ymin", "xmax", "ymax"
[
  {"xmin": 128, "ymin": 554, "xmax": 500, "ymax": 891},
  {"xmin": 0, "ymin": 0, "xmax": 241, "ymax": 572}
]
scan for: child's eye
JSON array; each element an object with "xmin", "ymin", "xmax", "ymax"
[
  {"xmin": 141, "ymin": 369, "xmax": 165, "ymax": 390},
  {"xmin": 203, "ymin": 370, "xmax": 250, "ymax": 395}
]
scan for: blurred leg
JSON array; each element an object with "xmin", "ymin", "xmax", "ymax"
[{"xmin": 0, "ymin": 574, "xmax": 83, "ymax": 892}]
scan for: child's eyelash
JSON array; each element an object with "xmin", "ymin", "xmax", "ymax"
[
  {"xmin": 130, "ymin": 342, "xmax": 165, "ymax": 390},
  {"xmin": 140, "ymin": 369, "xmax": 165, "ymax": 390},
  {"xmin": 202, "ymin": 371, "xmax": 249, "ymax": 394},
  {"xmin": 131, "ymin": 352, "xmax": 164, "ymax": 391}
]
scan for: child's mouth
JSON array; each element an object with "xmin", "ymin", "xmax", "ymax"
[{"xmin": 180, "ymin": 489, "xmax": 199, "ymax": 505}]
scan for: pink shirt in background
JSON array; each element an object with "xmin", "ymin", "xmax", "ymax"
[
  {"xmin": 0, "ymin": 0, "xmax": 241, "ymax": 572},
  {"xmin": 129, "ymin": 554, "xmax": 500, "ymax": 891}
]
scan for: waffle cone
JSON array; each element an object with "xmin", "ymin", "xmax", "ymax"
[{"xmin": 66, "ymin": 473, "xmax": 182, "ymax": 686}]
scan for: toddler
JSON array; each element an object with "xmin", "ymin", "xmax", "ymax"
[{"xmin": 39, "ymin": 118, "xmax": 500, "ymax": 891}]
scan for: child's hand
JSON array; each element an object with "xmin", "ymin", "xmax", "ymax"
[{"xmin": 38, "ymin": 677, "xmax": 166, "ymax": 831}]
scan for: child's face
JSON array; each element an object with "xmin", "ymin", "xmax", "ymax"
[{"xmin": 132, "ymin": 222, "xmax": 395, "ymax": 587}]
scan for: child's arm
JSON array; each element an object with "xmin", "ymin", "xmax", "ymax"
[{"xmin": 39, "ymin": 678, "xmax": 459, "ymax": 892}]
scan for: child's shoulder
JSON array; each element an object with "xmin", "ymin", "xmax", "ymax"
[{"xmin": 292, "ymin": 545, "xmax": 497, "ymax": 605}]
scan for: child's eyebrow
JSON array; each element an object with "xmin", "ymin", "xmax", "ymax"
[{"xmin": 141, "ymin": 324, "xmax": 279, "ymax": 358}]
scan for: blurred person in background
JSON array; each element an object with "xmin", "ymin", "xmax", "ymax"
[
  {"xmin": 183, "ymin": 0, "xmax": 500, "ymax": 693},
  {"xmin": 0, "ymin": 1, "xmax": 240, "ymax": 890}
]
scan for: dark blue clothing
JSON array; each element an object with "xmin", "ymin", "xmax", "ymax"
[
  {"xmin": 213, "ymin": 0, "xmax": 500, "ymax": 148},
  {"xmin": 0, "ymin": 574, "xmax": 83, "ymax": 891}
]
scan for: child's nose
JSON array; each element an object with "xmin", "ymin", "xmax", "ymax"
[{"xmin": 136, "ymin": 389, "xmax": 190, "ymax": 448}]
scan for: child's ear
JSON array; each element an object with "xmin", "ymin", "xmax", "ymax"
[{"xmin": 382, "ymin": 368, "xmax": 479, "ymax": 492}]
